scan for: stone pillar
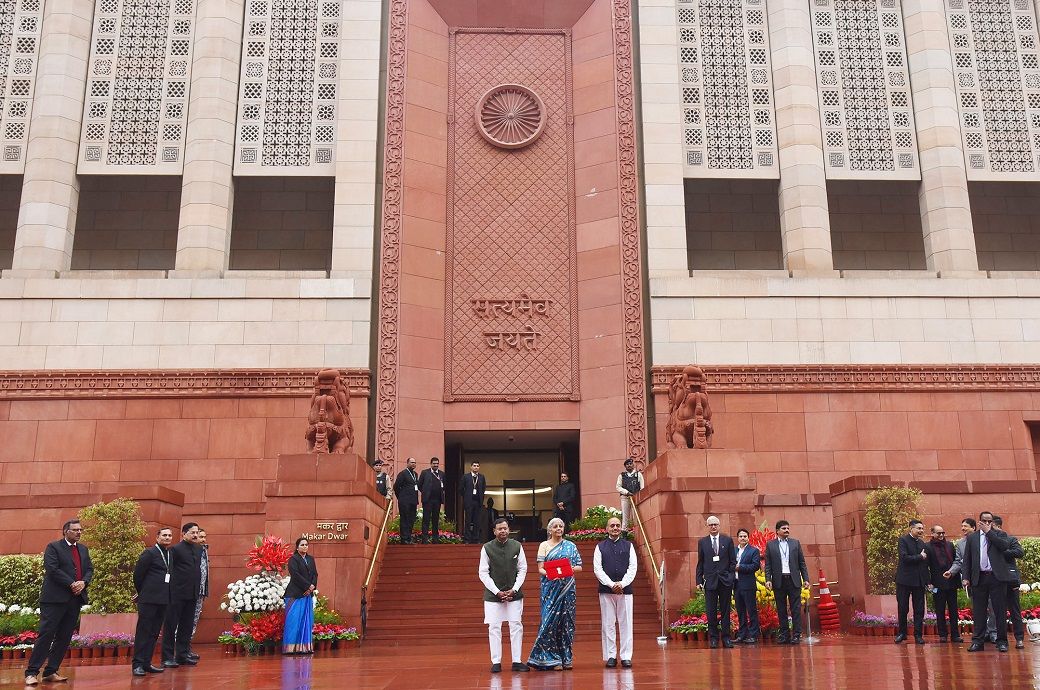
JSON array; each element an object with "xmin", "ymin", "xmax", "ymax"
[
  {"xmin": 767, "ymin": 0, "xmax": 835, "ymax": 274},
  {"xmin": 9, "ymin": 0, "xmax": 95, "ymax": 277},
  {"xmin": 901, "ymin": 0, "xmax": 979, "ymax": 273},
  {"xmin": 330, "ymin": 0, "xmax": 381, "ymax": 278},
  {"xmin": 173, "ymin": 0, "xmax": 244, "ymax": 277}
]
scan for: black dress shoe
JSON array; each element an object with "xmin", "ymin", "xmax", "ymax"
[
  {"xmin": 744, "ymin": 637, "xmax": 757, "ymax": 644},
  {"xmin": 511, "ymin": 663, "xmax": 529, "ymax": 672},
  {"xmin": 621, "ymin": 660, "xmax": 632, "ymax": 668},
  {"xmin": 1016, "ymin": 639, "xmax": 1025, "ymax": 649},
  {"xmin": 988, "ymin": 633, "xmax": 998, "ymax": 643},
  {"xmin": 162, "ymin": 660, "xmax": 179, "ymax": 668},
  {"xmin": 722, "ymin": 640, "xmax": 735, "ymax": 648},
  {"xmin": 790, "ymin": 636, "xmax": 801, "ymax": 645},
  {"xmin": 709, "ymin": 639, "xmax": 718, "ymax": 649},
  {"xmin": 490, "ymin": 663, "xmax": 502, "ymax": 673},
  {"xmin": 175, "ymin": 657, "xmax": 198, "ymax": 666},
  {"xmin": 605, "ymin": 658, "xmax": 617, "ymax": 668},
  {"xmin": 146, "ymin": 665, "xmax": 164, "ymax": 673},
  {"xmin": 997, "ymin": 642, "xmax": 1009, "ymax": 652},
  {"xmin": 186, "ymin": 651, "xmax": 200, "ymax": 660},
  {"xmin": 967, "ymin": 643, "xmax": 985, "ymax": 652},
  {"xmin": 132, "ymin": 667, "xmax": 147, "ymax": 677},
  {"xmin": 894, "ymin": 633, "xmax": 907, "ymax": 644},
  {"xmin": 915, "ymin": 636, "xmax": 925, "ymax": 645}
]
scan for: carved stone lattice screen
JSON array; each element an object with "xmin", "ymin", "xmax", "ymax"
[
  {"xmin": 233, "ymin": 0, "xmax": 343, "ymax": 175},
  {"xmin": 810, "ymin": 0, "xmax": 920, "ymax": 180},
  {"xmin": 78, "ymin": 0, "xmax": 197, "ymax": 174},
  {"xmin": 676, "ymin": 0, "xmax": 779, "ymax": 178},
  {"xmin": 0, "ymin": 0, "xmax": 42, "ymax": 174},
  {"xmin": 445, "ymin": 30, "xmax": 579, "ymax": 401},
  {"xmin": 946, "ymin": 0, "xmax": 1040, "ymax": 179}
]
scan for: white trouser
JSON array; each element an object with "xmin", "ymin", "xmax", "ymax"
[
  {"xmin": 620, "ymin": 495, "xmax": 633, "ymax": 530},
  {"xmin": 599, "ymin": 593, "xmax": 634, "ymax": 661},
  {"xmin": 488, "ymin": 620, "xmax": 524, "ymax": 664}
]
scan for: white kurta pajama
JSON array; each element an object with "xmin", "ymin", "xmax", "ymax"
[
  {"xmin": 478, "ymin": 545, "xmax": 528, "ymax": 664},
  {"xmin": 594, "ymin": 539, "xmax": 638, "ymax": 662}
]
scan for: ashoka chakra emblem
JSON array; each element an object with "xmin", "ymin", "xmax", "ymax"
[{"xmin": 475, "ymin": 84, "xmax": 546, "ymax": 150}]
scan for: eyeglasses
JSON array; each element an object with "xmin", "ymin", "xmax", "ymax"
[{"xmin": 934, "ymin": 532, "xmax": 945, "ymax": 535}]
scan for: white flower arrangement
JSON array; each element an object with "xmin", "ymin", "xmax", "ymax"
[
  {"xmin": 1031, "ymin": 582, "xmax": 1040, "ymax": 592},
  {"xmin": 0, "ymin": 603, "xmax": 42, "ymax": 615},
  {"xmin": 1021, "ymin": 584, "xmax": 1031, "ymax": 593},
  {"xmin": 221, "ymin": 571, "xmax": 289, "ymax": 614}
]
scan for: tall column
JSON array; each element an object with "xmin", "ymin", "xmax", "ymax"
[
  {"xmin": 767, "ymin": 0, "xmax": 835, "ymax": 274},
  {"xmin": 9, "ymin": 0, "xmax": 95, "ymax": 277},
  {"xmin": 902, "ymin": 0, "xmax": 979, "ymax": 273},
  {"xmin": 330, "ymin": 0, "xmax": 381, "ymax": 278},
  {"xmin": 173, "ymin": 0, "xmax": 244, "ymax": 276}
]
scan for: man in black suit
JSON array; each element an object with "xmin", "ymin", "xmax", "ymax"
[
  {"xmin": 925, "ymin": 524, "xmax": 962, "ymax": 643},
  {"xmin": 24, "ymin": 519, "xmax": 93, "ymax": 686},
  {"xmin": 163, "ymin": 522, "xmax": 201, "ymax": 667},
  {"xmin": 764, "ymin": 519, "xmax": 809, "ymax": 644},
  {"xmin": 695, "ymin": 515, "xmax": 737, "ymax": 648},
  {"xmin": 418, "ymin": 457, "xmax": 445, "ymax": 544},
  {"xmin": 733, "ymin": 528, "xmax": 761, "ymax": 644},
  {"xmin": 993, "ymin": 515, "xmax": 1026, "ymax": 648},
  {"xmin": 460, "ymin": 461, "xmax": 487, "ymax": 544},
  {"xmin": 131, "ymin": 527, "xmax": 173, "ymax": 676},
  {"xmin": 552, "ymin": 472, "xmax": 578, "ymax": 533},
  {"xmin": 394, "ymin": 457, "xmax": 420, "ymax": 544},
  {"xmin": 962, "ymin": 510, "xmax": 1017, "ymax": 652},
  {"xmin": 895, "ymin": 519, "xmax": 929, "ymax": 644}
]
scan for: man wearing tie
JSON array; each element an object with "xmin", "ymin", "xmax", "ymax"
[
  {"xmin": 393, "ymin": 457, "xmax": 420, "ymax": 545},
  {"xmin": 418, "ymin": 457, "xmax": 445, "ymax": 544},
  {"xmin": 894, "ymin": 519, "xmax": 929, "ymax": 644},
  {"xmin": 733, "ymin": 528, "xmax": 761, "ymax": 644},
  {"xmin": 963, "ymin": 510, "xmax": 1016, "ymax": 652},
  {"xmin": 460, "ymin": 461, "xmax": 487, "ymax": 544},
  {"xmin": 764, "ymin": 520, "xmax": 809, "ymax": 644},
  {"xmin": 24, "ymin": 520, "xmax": 93, "ymax": 686},
  {"xmin": 695, "ymin": 516, "xmax": 737, "ymax": 648},
  {"xmin": 131, "ymin": 527, "xmax": 173, "ymax": 676}
]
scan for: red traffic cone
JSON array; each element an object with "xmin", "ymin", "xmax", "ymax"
[{"xmin": 817, "ymin": 568, "xmax": 840, "ymax": 632}]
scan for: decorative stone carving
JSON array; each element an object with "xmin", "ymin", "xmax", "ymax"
[
  {"xmin": 475, "ymin": 84, "xmax": 546, "ymax": 149},
  {"xmin": 666, "ymin": 365, "xmax": 714, "ymax": 449},
  {"xmin": 0, "ymin": 0, "xmax": 42, "ymax": 174},
  {"xmin": 305, "ymin": 368, "xmax": 354, "ymax": 454}
]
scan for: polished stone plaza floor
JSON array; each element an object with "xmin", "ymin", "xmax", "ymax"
[{"xmin": 1, "ymin": 635, "xmax": 1039, "ymax": 689}]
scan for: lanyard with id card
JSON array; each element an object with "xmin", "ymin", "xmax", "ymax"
[{"xmin": 157, "ymin": 545, "xmax": 171, "ymax": 583}]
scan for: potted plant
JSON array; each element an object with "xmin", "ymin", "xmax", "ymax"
[{"xmin": 78, "ymin": 499, "xmax": 147, "ymax": 635}]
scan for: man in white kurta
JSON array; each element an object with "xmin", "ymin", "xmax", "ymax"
[
  {"xmin": 478, "ymin": 518, "xmax": 529, "ymax": 673},
  {"xmin": 594, "ymin": 517, "xmax": 638, "ymax": 667}
]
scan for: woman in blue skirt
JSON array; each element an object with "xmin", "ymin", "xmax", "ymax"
[{"xmin": 282, "ymin": 537, "xmax": 318, "ymax": 655}]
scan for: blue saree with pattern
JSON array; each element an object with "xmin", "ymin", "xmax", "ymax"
[{"xmin": 527, "ymin": 539, "xmax": 582, "ymax": 669}]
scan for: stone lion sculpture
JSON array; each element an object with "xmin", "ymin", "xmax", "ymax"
[{"xmin": 665, "ymin": 365, "xmax": 713, "ymax": 449}]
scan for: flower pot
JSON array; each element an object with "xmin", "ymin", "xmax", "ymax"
[
  {"xmin": 2, "ymin": 649, "xmax": 13, "ymax": 660},
  {"xmin": 83, "ymin": 647, "xmax": 95, "ymax": 658},
  {"xmin": 71, "ymin": 648, "xmax": 82, "ymax": 659}
]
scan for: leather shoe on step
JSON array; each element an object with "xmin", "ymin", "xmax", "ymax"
[
  {"xmin": 722, "ymin": 640, "xmax": 735, "ymax": 649},
  {"xmin": 621, "ymin": 660, "xmax": 632, "ymax": 668},
  {"xmin": 997, "ymin": 642, "xmax": 1009, "ymax": 652},
  {"xmin": 162, "ymin": 660, "xmax": 179, "ymax": 668},
  {"xmin": 915, "ymin": 636, "xmax": 925, "ymax": 645},
  {"xmin": 1016, "ymin": 639, "xmax": 1025, "ymax": 649},
  {"xmin": 24, "ymin": 676, "xmax": 39, "ymax": 686},
  {"xmin": 146, "ymin": 665, "xmax": 164, "ymax": 673},
  {"xmin": 511, "ymin": 663, "xmax": 529, "ymax": 672},
  {"xmin": 967, "ymin": 643, "xmax": 985, "ymax": 652},
  {"xmin": 132, "ymin": 667, "xmax": 147, "ymax": 677},
  {"xmin": 490, "ymin": 663, "xmax": 501, "ymax": 673},
  {"xmin": 893, "ymin": 633, "xmax": 907, "ymax": 644},
  {"xmin": 605, "ymin": 658, "xmax": 617, "ymax": 668},
  {"xmin": 175, "ymin": 657, "xmax": 198, "ymax": 666},
  {"xmin": 709, "ymin": 639, "xmax": 718, "ymax": 649}
]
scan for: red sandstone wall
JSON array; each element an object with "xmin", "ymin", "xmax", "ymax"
[{"xmin": 653, "ymin": 389, "xmax": 1037, "ymax": 492}]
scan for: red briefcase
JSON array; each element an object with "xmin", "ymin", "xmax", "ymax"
[{"xmin": 544, "ymin": 558, "xmax": 574, "ymax": 580}]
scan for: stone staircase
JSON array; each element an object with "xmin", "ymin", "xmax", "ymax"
[{"xmin": 364, "ymin": 541, "xmax": 661, "ymax": 641}]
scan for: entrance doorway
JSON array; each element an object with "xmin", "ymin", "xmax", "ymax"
[{"xmin": 444, "ymin": 430, "xmax": 579, "ymax": 542}]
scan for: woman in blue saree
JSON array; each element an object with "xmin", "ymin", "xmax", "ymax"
[
  {"xmin": 282, "ymin": 537, "xmax": 318, "ymax": 655},
  {"xmin": 528, "ymin": 518, "xmax": 583, "ymax": 670}
]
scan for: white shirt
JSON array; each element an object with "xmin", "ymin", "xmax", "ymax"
[
  {"xmin": 736, "ymin": 545, "xmax": 745, "ymax": 579},
  {"xmin": 478, "ymin": 542, "xmax": 528, "ymax": 595},
  {"xmin": 471, "ymin": 473, "xmax": 478, "ymax": 494},
  {"xmin": 593, "ymin": 539, "xmax": 638, "ymax": 590},
  {"xmin": 778, "ymin": 539, "xmax": 791, "ymax": 574}
]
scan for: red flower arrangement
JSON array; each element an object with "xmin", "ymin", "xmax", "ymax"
[
  {"xmin": 231, "ymin": 610, "xmax": 286, "ymax": 644},
  {"xmin": 747, "ymin": 526, "xmax": 776, "ymax": 565},
  {"xmin": 246, "ymin": 535, "xmax": 292, "ymax": 573}
]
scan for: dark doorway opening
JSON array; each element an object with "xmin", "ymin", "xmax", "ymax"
[{"xmin": 444, "ymin": 430, "xmax": 579, "ymax": 542}]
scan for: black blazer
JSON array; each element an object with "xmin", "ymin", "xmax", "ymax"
[
  {"xmin": 284, "ymin": 553, "xmax": 319, "ymax": 599},
  {"xmin": 418, "ymin": 468, "xmax": 444, "ymax": 504},
  {"xmin": 763, "ymin": 538, "xmax": 809, "ymax": 589},
  {"xmin": 925, "ymin": 539, "xmax": 958, "ymax": 590},
  {"xmin": 895, "ymin": 533, "xmax": 929, "ymax": 588},
  {"xmin": 40, "ymin": 540, "xmax": 93, "ymax": 605},
  {"xmin": 375, "ymin": 472, "xmax": 389, "ymax": 497},
  {"xmin": 393, "ymin": 468, "xmax": 420, "ymax": 506},
  {"xmin": 695, "ymin": 534, "xmax": 737, "ymax": 590},
  {"xmin": 460, "ymin": 472, "xmax": 486, "ymax": 507},
  {"xmin": 168, "ymin": 540, "xmax": 201, "ymax": 601},
  {"xmin": 553, "ymin": 483, "xmax": 577, "ymax": 515},
  {"xmin": 133, "ymin": 545, "xmax": 171, "ymax": 605},
  {"xmin": 962, "ymin": 528, "xmax": 1017, "ymax": 585},
  {"xmin": 734, "ymin": 544, "xmax": 761, "ymax": 592}
]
